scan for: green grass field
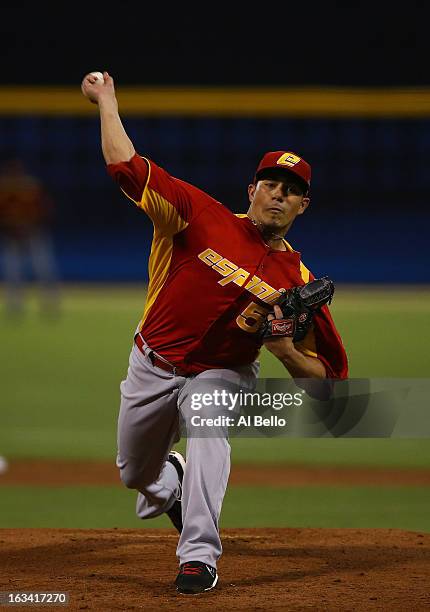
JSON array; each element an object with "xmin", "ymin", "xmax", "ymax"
[
  {"xmin": 1, "ymin": 285, "xmax": 429, "ymax": 530},
  {"xmin": 1, "ymin": 285, "xmax": 429, "ymax": 462},
  {"xmin": 1, "ymin": 485, "xmax": 429, "ymax": 531}
]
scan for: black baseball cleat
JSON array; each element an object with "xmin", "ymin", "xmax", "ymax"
[
  {"xmin": 175, "ymin": 561, "xmax": 218, "ymax": 594},
  {"xmin": 166, "ymin": 451, "xmax": 185, "ymax": 533}
]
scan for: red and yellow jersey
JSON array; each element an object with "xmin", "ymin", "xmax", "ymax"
[{"xmin": 108, "ymin": 154, "xmax": 348, "ymax": 378}]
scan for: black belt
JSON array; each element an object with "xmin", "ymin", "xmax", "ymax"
[{"xmin": 135, "ymin": 334, "xmax": 189, "ymax": 377}]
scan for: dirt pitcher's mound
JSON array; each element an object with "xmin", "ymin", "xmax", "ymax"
[
  {"xmin": 2, "ymin": 459, "xmax": 430, "ymax": 487},
  {"xmin": 1, "ymin": 528, "xmax": 429, "ymax": 611}
]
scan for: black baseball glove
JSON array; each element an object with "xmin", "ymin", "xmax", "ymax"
[{"xmin": 259, "ymin": 276, "xmax": 335, "ymax": 342}]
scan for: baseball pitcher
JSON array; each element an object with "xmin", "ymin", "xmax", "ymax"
[{"xmin": 81, "ymin": 71, "xmax": 348, "ymax": 595}]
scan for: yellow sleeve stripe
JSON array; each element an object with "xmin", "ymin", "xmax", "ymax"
[
  {"xmin": 137, "ymin": 155, "xmax": 151, "ymax": 207},
  {"xmin": 117, "ymin": 155, "xmax": 151, "ymax": 206},
  {"xmin": 139, "ymin": 230, "xmax": 175, "ymax": 327},
  {"xmin": 129, "ymin": 157, "xmax": 188, "ymax": 236},
  {"xmin": 127, "ymin": 158, "xmax": 188, "ymax": 326},
  {"xmin": 120, "ymin": 158, "xmax": 187, "ymax": 236},
  {"xmin": 120, "ymin": 186, "xmax": 139, "ymax": 205},
  {"xmin": 141, "ymin": 187, "xmax": 189, "ymax": 235},
  {"xmin": 299, "ymin": 261, "xmax": 310, "ymax": 283},
  {"xmin": 295, "ymin": 345, "xmax": 318, "ymax": 358},
  {"xmin": 295, "ymin": 327, "xmax": 318, "ymax": 358}
]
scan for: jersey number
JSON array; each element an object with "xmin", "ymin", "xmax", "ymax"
[{"xmin": 236, "ymin": 301, "xmax": 271, "ymax": 333}]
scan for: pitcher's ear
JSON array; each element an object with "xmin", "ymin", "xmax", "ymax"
[
  {"xmin": 248, "ymin": 183, "xmax": 256, "ymax": 203},
  {"xmin": 298, "ymin": 197, "xmax": 310, "ymax": 215}
]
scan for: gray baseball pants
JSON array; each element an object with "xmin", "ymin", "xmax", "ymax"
[{"xmin": 116, "ymin": 338, "xmax": 258, "ymax": 568}]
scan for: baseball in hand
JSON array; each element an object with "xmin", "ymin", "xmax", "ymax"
[{"xmin": 89, "ymin": 71, "xmax": 104, "ymax": 83}]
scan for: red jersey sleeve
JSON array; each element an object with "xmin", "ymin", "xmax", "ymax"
[{"xmin": 107, "ymin": 154, "xmax": 214, "ymax": 235}]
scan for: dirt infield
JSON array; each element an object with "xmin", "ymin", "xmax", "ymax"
[
  {"xmin": 1, "ymin": 528, "xmax": 429, "ymax": 611},
  {"xmin": 2, "ymin": 459, "xmax": 430, "ymax": 487}
]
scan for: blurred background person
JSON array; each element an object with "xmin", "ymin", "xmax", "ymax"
[{"xmin": 0, "ymin": 156, "xmax": 60, "ymax": 316}]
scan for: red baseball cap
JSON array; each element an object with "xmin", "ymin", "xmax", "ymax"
[{"xmin": 255, "ymin": 151, "xmax": 311, "ymax": 192}]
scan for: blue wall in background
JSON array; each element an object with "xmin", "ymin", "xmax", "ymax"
[{"xmin": 1, "ymin": 116, "xmax": 428, "ymax": 283}]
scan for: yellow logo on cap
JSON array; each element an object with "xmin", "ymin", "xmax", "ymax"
[{"xmin": 276, "ymin": 152, "xmax": 301, "ymax": 167}]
